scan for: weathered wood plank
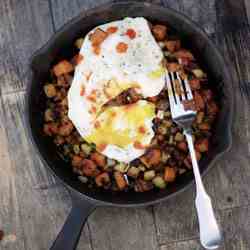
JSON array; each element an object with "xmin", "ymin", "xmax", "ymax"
[
  {"xmin": 50, "ymin": 0, "xmax": 162, "ymax": 30},
  {"xmin": 160, "ymin": 205, "xmax": 250, "ymax": 250},
  {"xmin": 160, "ymin": 239, "xmax": 225, "ymax": 250},
  {"xmin": 50, "ymin": 0, "xmax": 111, "ymax": 30},
  {"xmin": 245, "ymin": 0, "xmax": 250, "ymax": 23},
  {"xmin": 88, "ymin": 206, "xmax": 159, "ymax": 250},
  {"xmin": 215, "ymin": 0, "xmax": 249, "ymax": 33},
  {"xmin": 0, "ymin": 91, "xmax": 92, "ymax": 250},
  {"xmin": 0, "ymin": 0, "xmax": 54, "ymax": 94},
  {"xmin": 162, "ymin": 0, "xmax": 217, "ymax": 34},
  {"xmin": 220, "ymin": 206, "xmax": 250, "ymax": 250}
]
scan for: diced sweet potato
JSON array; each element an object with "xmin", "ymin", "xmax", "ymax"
[
  {"xmin": 82, "ymin": 159, "xmax": 98, "ymax": 176},
  {"xmin": 177, "ymin": 141, "xmax": 188, "ymax": 152},
  {"xmin": 173, "ymin": 49, "xmax": 194, "ymax": 60},
  {"xmin": 140, "ymin": 148, "xmax": 161, "ymax": 167},
  {"xmin": 43, "ymin": 123, "xmax": 58, "ymax": 136},
  {"xmin": 165, "ymin": 40, "xmax": 181, "ymax": 52},
  {"xmin": 166, "ymin": 63, "xmax": 181, "ymax": 72},
  {"xmin": 95, "ymin": 172, "xmax": 110, "ymax": 187},
  {"xmin": 189, "ymin": 79, "xmax": 200, "ymax": 90},
  {"xmin": 152, "ymin": 25, "xmax": 167, "ymax": 41},
  {"xmin": 194, "ymin": 91, "xmax": 205, "ymax": 111},
  {"xmin": 198, "ymin": 122, "xmax": 211, "ymax": 131},
  {"xmin": 58, "ymin": 121, "xmax": 74, "ymax": 136},
  {"xmin": 164, "ymin": 167, "xmax": 176, "ymax": 182},
  {"xmin": 89, "ymin": 28, "xmax": 108, "ymax": 46},
  {"xmin": 53, "ymin": 60, "xmax": 74, "ymax": 77},
  {"xmin": 72, "ymin": 155, "xmax": 83, "ymax": 168},
  {"xmin": 114, "ymin": 172, "xmax": 127, "ymax": 190},
  {"xmin": 90, "ymin": 152, "xmax": 106, "ymax": 168},
  {"xmin": 72, "ymin": 54, "xmax": 84, "ymax": 66},
  {"xmin": 195, "ymin": 138, "xmax": 209, "ymax": 152}
]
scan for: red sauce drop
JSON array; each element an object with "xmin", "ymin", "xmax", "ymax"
[
  {"xmin": 138, "ymin": 126, "xmax": 146, "ymax": 134},
  {"xmin": 125, "ymin": 28, "xmax": 136, "ymax": 39},
  {"xmin": 116, "ymin": 42, "xmax": 128, "ymax": 53},
  {"xmin": 107, "ymin": 26, "xmax": 118, "ymax": 34},
  {"xmin": 134, "ymin": 141, "xmax": 146, "ymax": 150},
  {"xmin": 98, "ymin": 143, "xmax": 107, "ymax": 152},
  {"xmin": 94, "ymin": 121, "xmax": 101, "ymax": 129},
  {"xmin": 80, "ymin": 86, "xmax": 85, "ymax": 96}
]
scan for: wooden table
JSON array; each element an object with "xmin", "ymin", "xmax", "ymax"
[{"xmin": 0, "ymin": 0, "xmax": 250, "ymax": 249}]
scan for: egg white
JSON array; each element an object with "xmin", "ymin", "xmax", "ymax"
[{"xmin": 68, "ymin": 17, "xmax": 165, "ymax": 162}]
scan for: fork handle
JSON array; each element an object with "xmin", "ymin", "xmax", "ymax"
[{"xmin": 184, "ymin": 129, "xmax": 222, "ymax": 249}]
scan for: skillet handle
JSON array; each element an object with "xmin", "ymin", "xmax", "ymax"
[{"xmin": 50, "ymin": 189, "xmax": 96, "ymax": 250}]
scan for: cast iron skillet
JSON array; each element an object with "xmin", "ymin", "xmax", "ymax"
[{"xmin": 26, "ymin": 2, "xmax": 233, "ymax": 250}]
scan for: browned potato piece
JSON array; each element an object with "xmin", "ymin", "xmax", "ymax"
[
  {"xmin": 89, "ymin": 28, "xmax": 108, "ymax": 46},
  {"xmin": 189, "ymin": 79, "xmax": 200, "ymax": 90},
  {"xmin": 195, "ymin": 139, "xmax": 209, "ymax": 153},
  {"xmin": 95, "ymin": 172, "xmax": 110, "ymax": 187},
  {"xmin": 177, "ymin": 141, "xmax": 188, "ymax": 152},
  {"xmin": 53, "ymin": 60, "xmax": 74, "ymax": 77},
  {"xmin": 82, "ymin": 159, "xmax": 98, "ymax": 176},
  {"xmin": 152, "ymin": 25, "xmax": 167, "ymax": 41},
  {"xmin": 54, "ymin": 136, "xmax": 65, "ymax": 146},
  {"xmin": 173, "ymin": 49, "xmax": 194, "ymax": 60},
  {"xmin": 196, "ymin": 111, "xmax": 204, "ymax": 124},
  {"xmin": 72, "ymin": 155, "xmax": 83, "ymax": 168},
  {"xmin": 140, "ymin": 148, "xmax": 161, "ymax": 167},
  {"xmin": 43, "ymin": 123, "xmax": 58, "ymax": 136},
  {"xmin": 134, "ymin": 179, "xmax": 154, "ymax": 192},
  {"xmin": 44, "ymin": 84, "xmax": 56, "ymax": 98},
  {"xmin": 164, "ymin": 167, "xmax": 176, "ymax": 182},
  {"xmin": 58, "ymin": 121, "xmax": 74, "ymax": 136},
  {"xmin": 202, "ymin": 89, "xmax": 213, "ymax": 103},
  {"xmin": 165, "ymin": 40, "xmax": 181, "ymax": 52},
  {"xmin": 90, "ymin": 152, "xmax": 106, "ymax": 168},
  {"xmin": 114, "ymin": 172, "xmax": 127, "ymax": 190},
  {"xmin": 198, "ymin": 123, "xmax": 210, "ymax": 131},
  {"xmin": 166, "ymin": 63, "xmax": 181, "ymax": 72},
  {"xmin": 44, "ymin": 109, "xmax": 54, "ymax": 122},
  {"xmin": 207, "ymin": 101, "xmax": 219, "ymax": 115},
  {"xmin": 194, "ymin": 91, "xmax": 205, "ymax": 111}
]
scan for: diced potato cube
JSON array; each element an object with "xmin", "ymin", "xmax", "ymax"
[
  {"xmin": 144, "ymin": 170, "xmax": 156, "ymax": 181},
  {"xmin": 152, "ymin": 176, "xmax": 166, "ymax": 189},
  {"xmin": 44, "ymin": 84, "xmax": 56, "ymax": 98}
]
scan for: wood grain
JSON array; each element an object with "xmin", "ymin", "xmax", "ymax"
[
  {"xmin": 0, "ymin": 0, "xmax": 54, "ymax": 94},
  {"xmin": 88, "ymin": 207, "xmax": 158, "ymax": 250},
  {"xmin": 0, "ymin": 92, "xmax": 92, "ymax": 250},
  {"xmin": 50, "ymin": 0, "xmax": 111, "ymax": 30},
  {"xmin": 1, "ymin": 0, "xmax": 250, "ymax": 250},
  {"xmin": 160, "ymin": 239, "xmax": 225, "ymax": 250},
  {"xmin": 162, "ymin": 0, "xmax": 217, "ymax": 34}
]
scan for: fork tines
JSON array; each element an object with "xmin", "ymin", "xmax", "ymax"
[{"xmin": 165, "ymin": 70, "xmax": 196, "ymax": 120}]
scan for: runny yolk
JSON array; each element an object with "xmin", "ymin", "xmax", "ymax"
[{"xmin": 85, "ymin": 101, "xmax": 155, "ymax": 150}]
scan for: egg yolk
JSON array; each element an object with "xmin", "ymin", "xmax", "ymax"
[{"xmin": 85, "ymin": 100, "xmax": 155, "ymax": 150}]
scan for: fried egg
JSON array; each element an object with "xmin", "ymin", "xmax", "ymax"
[{"xmin": 68, "ymin": 17, "xmax": 165, "ymax": 162}]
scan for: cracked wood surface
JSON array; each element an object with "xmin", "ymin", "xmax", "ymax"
[{"xmin": 0, "ymin": 0, "xmax": 250, "ymax": 250}]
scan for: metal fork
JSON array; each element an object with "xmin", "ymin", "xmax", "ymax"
[{"xmin": 165, "ymin": 71, "xmax": 222, "ymax": 249}]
